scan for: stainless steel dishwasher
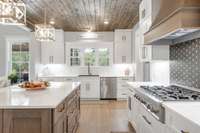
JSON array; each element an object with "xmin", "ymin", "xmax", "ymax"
[{"xmin": 100, "ymin": 77, "xmax": 117, "ymax": 100}]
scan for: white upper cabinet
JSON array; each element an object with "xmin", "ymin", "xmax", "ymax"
[
  {"xmin": 137, "ymin": 0, "xmax": 169, "ymax": 62},
  {"xmin": 139, "ymin": 0, "xmax": 152, "ymax": 25},
  {"xmin": 41, "ymin": 30, "xmax": 65, "ymax": 64},
  {"xmin": 114, "ymin": 29, "xmax": 132, "ymax": 64}
]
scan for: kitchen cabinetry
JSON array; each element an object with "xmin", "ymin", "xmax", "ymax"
[
  {"xmin": 138, "ymin": 102, "xmax": 165, "ymax": 133},
  {"xmin": 165, "ymin": 107, "xmax": 198, "ymax": 133},
  {"xmin": 130, "ymin": 95, "xmax": 140, "ymax": 132},
  {"xmin": 114, "ymin": 29, "xmax": 132, "ymax": 64},
  {"xmin": 3, "ymin": 110, "xmax": 52, "ymax": 133},
  {"xmin": 0, "ymin": 88, "xmax": 80, "ymax": 133},
  {"xmin": 0, "ymin": 110, "xmax": 2, "ymax": 133},
  {"xmin": 80, "ymin": 76, "xmax": 100, "ymax": 100},
  {"xmin": 54, "ymin": 115, "xmax": 66, "ymax": 133},
  {"xmin": 139, "ymin": 44, "xmax": 169, "ymax": 62},
  {"xmin": 139, "ymin": 0, "xmax": 152, "ymax": 25},
  {"xmin": 117, "ymin": 77, "xmax": 134, "ymax": 100},
  {"xmin": 137, "ymin": 0, "xmax": 169, "ymax": 62},
  {"xmin": 41, "ymin": 29, "xmax": 65, "ymax": 64}
]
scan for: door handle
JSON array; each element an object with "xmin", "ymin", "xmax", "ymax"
[
  {"xmin": 142, "ymin": 115, "xmax": 151, "ymax": 125},
  {"xmin": 181, "ymin": 130, "xmax": 189, "ymax": 133}
]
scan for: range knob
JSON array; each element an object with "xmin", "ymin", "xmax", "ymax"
[{"xmin": 147, "ymin": 104, "xmax": 151, "ymax": 110}]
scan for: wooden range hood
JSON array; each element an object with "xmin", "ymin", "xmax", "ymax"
[{"xmin": 144, "ymin": 0, "xmax": 200, "ymax": 44}]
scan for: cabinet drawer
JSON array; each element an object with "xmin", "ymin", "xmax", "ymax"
[{"xmin": 139, "ymin": 104, "xmax": 165, "ymax": 133}]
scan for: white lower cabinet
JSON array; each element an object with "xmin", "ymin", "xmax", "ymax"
[
  {"xmin": 117, "ymin": 77, "xmax": 134, "ymax": 100},
  {"xmin": 129, "ymin": 96, "xmax": 165, "ymax": 133},
  {"xmin": 131, "ymin": 96, "xmax": 140, "ymax": 132},
  {"xmin": 80, "ymin": 77, "xmax": 100, "ymax": 100},
  {"xmin": 138, "ymin": 105, "xmax": 165, "ymax": 133},
  {"xmin": 165, "ymin": 108, "xmax": 199, "ymax": 133}
]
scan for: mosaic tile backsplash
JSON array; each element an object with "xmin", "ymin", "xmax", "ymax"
[{"xmin": 170, "ymin": 38, "xmax": 200, "ymax": 89}]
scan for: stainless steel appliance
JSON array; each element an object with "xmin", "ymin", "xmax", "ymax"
[
  {"xmin": 134, "ymin": 85, "xmax": 200, "ymax": 123},
  {"xmin": 100, "ymin": 77, "xmax": 117, "ymax": 100}
]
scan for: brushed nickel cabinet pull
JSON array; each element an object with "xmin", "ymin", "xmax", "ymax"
[
  {"xmin": 142, "ymin": 115, "xmax": 151, "ymax": 125},
  {"xmin": 181, "ymin": 130, "xmax": 189, "ymax": 133}
]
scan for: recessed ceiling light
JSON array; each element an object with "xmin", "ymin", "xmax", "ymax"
[
  {"xmin": 49, "ymin": 20, "xmax": 55, "ymax": 25},
  {"xmin": 104, "ymin": 21, "xmax": 109, "ymax": 25},
  {"xmin": 87, "ymin": 28, "xmax": 92, "ymax": 32}
]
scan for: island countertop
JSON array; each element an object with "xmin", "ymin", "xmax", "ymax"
[{"xmin": 0, "ymin": 82, "xmax": 80, "ymax": 109}]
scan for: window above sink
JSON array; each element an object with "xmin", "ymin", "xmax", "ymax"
[{"xmin": 69, "ymin": 47, "xmax": 110, "ymax": 67}]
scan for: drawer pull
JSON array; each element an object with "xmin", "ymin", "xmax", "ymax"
[
  {"xmin": 142, "ymin": 115, "xmax": 151, "ymax": 125},
  {"xmin": 181, "ymin": 131, "xmax": 189, "ymax": 133}
]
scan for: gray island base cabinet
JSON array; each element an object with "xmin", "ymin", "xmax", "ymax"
[{"xmin": 0, "ymin": 88, "xmax": 80, "ymax": 133}]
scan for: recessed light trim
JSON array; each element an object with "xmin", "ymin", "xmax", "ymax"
[
  {"xmin": 104, "ymin": 21, "xmax": 109, "ymax": 25},
  {"xmin": 49, "ymin": 20, "xmax": 55, "ymax": 25}
]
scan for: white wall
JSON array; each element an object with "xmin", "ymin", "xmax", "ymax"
[
  {"xmin": 0, "ymin": 36, "xmax": 6, "ymax": 77},
  {"xmin": 37, "ymin": 31, "xmax": 135, "ymax": 77},
  {"xmin": 150, "ymin": 61, "xmax": 170, "ymax": 84},
  {"xmin": 38, "ymin": 64, "xmax": 135, "ymax": 77},
  {"xmin": 64, "ymin": 32, "xmax": 114, "ymax": 42},
  {"xmin": 0, "ymin": 25, "xmax": 41, "ymax": 80}
]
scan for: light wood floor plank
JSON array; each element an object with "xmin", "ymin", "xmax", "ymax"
[{"xmin": 77, "ymin": 101, "xmax": 135, "ymax": 133}]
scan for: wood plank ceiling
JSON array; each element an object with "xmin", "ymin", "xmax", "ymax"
[{"xmin": 23, "ymin": 0, "xmax": 141, "ymax": 31}]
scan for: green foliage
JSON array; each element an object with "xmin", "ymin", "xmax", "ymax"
[
  {"xmin": 99, "ymin": 49, "xmax": 109, "ymax": 66},
  {"xmin": 8, "ymin": 70, "xmax": 19, "ymax": 84},
  {"xmin": 84, "ymin": 48, "xmax": 96, "ymax": 66}
]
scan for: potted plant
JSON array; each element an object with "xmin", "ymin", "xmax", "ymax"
[{"xmin": 8, "ymin": 70, "xmax": 19, "ymax": 84}]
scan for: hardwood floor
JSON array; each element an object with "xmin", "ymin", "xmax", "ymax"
[{"xmin": 76, "ymin": 100, "xmax": 135, "ymax": 133}]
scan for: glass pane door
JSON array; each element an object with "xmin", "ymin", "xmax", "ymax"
[{"xmin": 11, "ymin": 43, "xmax": 29, "ymax": 82}]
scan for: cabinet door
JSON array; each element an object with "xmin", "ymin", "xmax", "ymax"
[
  {"xmin": 139, "ymin": 115, "xmax": 153, "ymax": 133},
  {"xmin": 139, "ymin": 0, "xmax": 146, "ymax": 23},
  {"xmin": 41, "ymin": 43, "xmax": 54, "ymax": 64},
  {"xmin": 54, "ymin": 115, "xmax": 66, "ymax": 133},
  {"xmin": 41, "ymin": 30, "xmax": 65, "ymax": 64},
  {"xmin": 3, "ymin": 109, "xmax": 52, "ymax": 133},
  {"xmin": 80, "ymin": 78, "xmax": 100, "ymax": 99},
  {"xmin": 114, "ymin": 30, "xmax": 132, "ymax": 64},
  {"xmin": 0, "ymin": 110, "xmax": 2, "ymax": 133}
]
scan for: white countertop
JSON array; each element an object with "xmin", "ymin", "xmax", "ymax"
[
  {"xmin": 38, "ymin": 75, "xmax": 134, "ymax": 78},
  {"xmin": 38, "ymin": 75, "xmax": 79, "ymax": 78},
  {"xmin": 127, "ymin": 82, "xmax": 200, "ymax": 128},
  {"xmin": 163, "ymin": 102, "xmax": 200, "ymax": 127},
  {"xmin": 0, "ymin": 82, "xmax": 80, "ymax": 109},
  {"xmin": 127, "ymin": 81, "xmax": 169, "ymax": 88}
]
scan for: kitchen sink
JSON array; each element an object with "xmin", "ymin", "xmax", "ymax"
[{"xmin": 78, "ymin": 75, "xmax": 99, "ymax": 77}]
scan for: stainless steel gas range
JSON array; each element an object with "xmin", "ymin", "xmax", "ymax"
[{"xmin": 134, "ymin": 85, "xmax": 200, "ymax": 123}]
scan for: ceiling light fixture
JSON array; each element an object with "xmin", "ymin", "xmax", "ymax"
[
  {"xmin": 0, "ymin": 0, "xmax": 26, "ymax": 25},
  {"xmin": 35, "ymin": 9, "xmax": 55, "ymax": 42}
]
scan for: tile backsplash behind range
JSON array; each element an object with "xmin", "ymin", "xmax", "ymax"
[{"xmin": 170, "ymin": 38, "xmax": 200, "ymax": 88}]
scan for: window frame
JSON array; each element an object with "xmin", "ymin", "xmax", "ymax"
[
  {"xmin": 7, "ymin": 38, "xmax": 31, "ymax": 82},
  {"xmin": 66, "ymin": 42, "xmax": 113, "ymax": 67}
]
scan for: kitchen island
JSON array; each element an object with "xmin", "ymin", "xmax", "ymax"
[{"xmin": 0, "ymin": 82, "xmax": 80, "ymax": 133}]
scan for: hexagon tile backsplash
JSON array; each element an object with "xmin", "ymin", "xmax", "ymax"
[{"xmin": 170, "ymin": 38, "xmax": 200, "ymax": 89}]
